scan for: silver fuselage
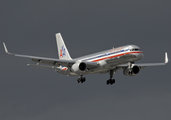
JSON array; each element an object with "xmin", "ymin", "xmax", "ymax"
[{"xmin": 56, "ymin": 45, "xmax": 143, "ymax": 76}]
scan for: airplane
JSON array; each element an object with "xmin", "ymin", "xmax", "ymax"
[{"xmin": 3, "ymin": 33, "xmax": 169, "ymax": 85}]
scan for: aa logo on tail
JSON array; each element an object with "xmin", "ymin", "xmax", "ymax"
[{"xmin": 60, "ymin": 45, "xmax": 66, "ymax": 58}]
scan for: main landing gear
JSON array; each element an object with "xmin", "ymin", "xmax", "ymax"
[
  {"xmin": 77, "ymin": 75, "xmax": 86, "ymax": 83},
  {"xmin": 77, "ymin": 69, "xmax": 116, "ymax": 85},
  {"xmin": 106, "ymin": 70, "xmax": 116, "ymax": 85}
]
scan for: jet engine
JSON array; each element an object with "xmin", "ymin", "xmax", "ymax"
[
  {"xmin": 71, "ymin": 62, "xmax": 87, "ymax": 73},
  {"xmin": 123, "ymin": 65, "xmax": 140, "ymax": 76}
]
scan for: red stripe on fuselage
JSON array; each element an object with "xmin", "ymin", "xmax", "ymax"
[{"xmin": 91, "ymin": 51, "xmax": 143, "ymax": 62}]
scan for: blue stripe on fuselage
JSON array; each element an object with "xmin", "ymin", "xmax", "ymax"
[{"xmin": 82, "ymin": 49, "xmax": 129, "ymax": 61}]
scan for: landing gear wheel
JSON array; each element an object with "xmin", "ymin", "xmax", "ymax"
[
  {"xmin": 106, "ymin": 79, "xmax": 115, "ymax": 85},
  {"xmin": 77, "ymin": 76, "xmax": 86, "ymax": 83},
  {"xmin": 106, "ymin": 80, "xmax": 110, "ymax": 85},
  {"xmin": 77, "ymin": 78, "xmax": 81, "ymax": 83},
  {"xmin": 82, "ymin": 77, "xmax": 86, "ymax": 82},
  {"xmin": 112, "ymin": 79, "xmax": 115, "ymax": 84},
  {"xmin": 81, "ymin": 79, "xmax": 84, "ymax": 83}
]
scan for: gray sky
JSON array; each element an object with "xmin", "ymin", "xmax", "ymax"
[{"xmin": 0, "ymin": 0, "xmax": 171, "ymax": 120}]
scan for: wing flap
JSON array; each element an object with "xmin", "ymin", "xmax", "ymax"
[
  {"xmin": 31, "ymin": 57, "xmax": 75, "ymax": 66},
  {"xmin": 27, "ymin": 64, "xmax": 54, "ymax": 69}
]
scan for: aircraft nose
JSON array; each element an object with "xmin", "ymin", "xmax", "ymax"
[{"xmin": 137, "ymin": 52, "xmax": 144, "ymax": 59}]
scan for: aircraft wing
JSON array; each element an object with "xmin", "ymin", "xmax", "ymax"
[
  {"xmin": 118, "ymin": 52, "xmax": 168, "ymax": 68},
  {"xmin": 3, "ymin": 43, "xmax": 98, "ymax": 68}
]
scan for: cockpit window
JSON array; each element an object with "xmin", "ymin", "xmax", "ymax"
[{"xmin": 130, "ymin": 48, "xmax": 141, "ymax": 51}]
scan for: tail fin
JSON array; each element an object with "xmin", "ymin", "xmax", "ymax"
[{"xmin": 55, "ymin": 33, "xmax": 72, "ymax": 60}]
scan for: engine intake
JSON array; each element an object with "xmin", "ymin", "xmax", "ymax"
[
  {"xmin": 132, "ymin": 65, "xmax": 140, "ymax": 74},
  {"xmin": 79, "ymin": 62, "xmax": 87, "ymax": 71},
  {"xmin": 123, "ymin": 65, "xmax": 140, "ymax": 76},
  {"xmin": 71, "ymin": 62, "xmax": 87, "ymax": 73}
]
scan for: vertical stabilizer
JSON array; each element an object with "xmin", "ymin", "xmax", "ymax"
[{"xmin": 55, "ymin": 33, "xmax": 72, "ymax": 60}]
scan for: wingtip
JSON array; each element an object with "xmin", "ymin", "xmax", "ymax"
[
  {"xmin": 165, "ymin": 52, "xmax": 168, "ymax": 64},
  {"xmin": 3, "ymin": 42, "xmax": 14, "ymax": 55},
  {"xmin": 3, "ymin": 42, "xmax": 9, "ymax": 54}
]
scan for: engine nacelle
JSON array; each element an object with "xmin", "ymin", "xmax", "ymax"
[
  {"xmin": 123, "ymin": 65, "xmax": 140, "ymax": 76},
  {"xmin": 71, "ymin": 62, "xmax": 87, "ymax": 73}
]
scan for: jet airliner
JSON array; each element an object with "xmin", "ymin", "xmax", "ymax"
[{"xmin": 3, "ymin": 33, "xmax": 168, "ymax": 85}]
